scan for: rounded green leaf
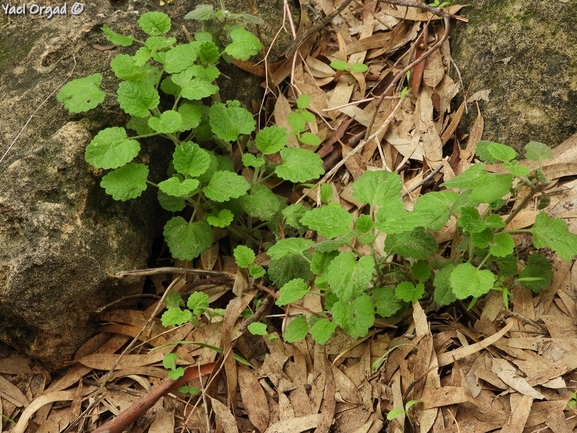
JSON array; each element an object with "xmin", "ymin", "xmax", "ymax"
[
  {"xmin": 184, "ymin": 4, "xmax": 215, "ymax": 21},
  {"xmin": 490, "ymin": 232, "xmax": 515, "ymax": 257},
  {"xmin": 525, "ymin": 141, "xmax": 552, "ymax": 161},
  {"xmin": 350, "ymin": 63, "xmax": 369, "ymax": 73},
  {"xmin": 164, "ymin": 43, "xmax": 200, "ymax": 73},
  {"xmin": 487, "ymin": 142, "xmax": 517, "ymax": 162},
  {"xmin": 330, "ymin": 60, "xmax": 348, "ymax": 71},
  {"xmin": 203, "ymin": 171, "xmax": 250, "ymax": 202},
  {"xmin": 138, "ymin": 11, "xmax": 171, "ymax": 36},
  {"xmin": 100, "ymin": 163, "xmax": 149, "ymax": 201},
  {"xmin": 163, "ymin": 217, "xmax": 214, "ymax": 260},
  {"xmin": 299, "ymin": 132, "xmax": 321, "ymax": 147},
  {"xmin": 283, "ymin": 316, "xmax": 309, "ymax": 343},
  {"xmin": 85, "ymin": 127, "xmax": 140, "ymax": 169},
  {"xmin": 248, "ymin": 322, "xmax": 268, "ymax": 336},
  {"xmin": 173, "ymin": 141, "xmax": 211, "ymax": 177},
  {"xmin": 276, "ymin": 279, "xmax": 310, "ymax": 306},
  {"xmin": 209, "ymin": 102, "xmax": 256, "ymax": 142},
  {"xmin": 275, "ymin": 148, "xmax": 324, "ymax": 183},
  {"xmin": 310, "ymin": 318, "xmax": 337, "ymax": 344},
  {"xmin": 353, "ymin": 170, "xmax": 402, "ymax": 207},
  {"xmin": 206, "ymin": 209, "xmax": 234, "ymax": 228},
  {"xmin": 117, "ymin": 81, "xmax": 160, "ymax": 117},
  {"xmin": 255, "ymin": 126, "xmax": 288, "ymax": 154},
  {"xmin": 148, "ymin": 110, "xmax": 183, "ymax": 133},
  {"xmin": 225, "ymin": 28, "xmax": 263, "ymax": 60},
  {"xmin": 234, "ymin": 245, "xmax": 256, "ymax": 268},
  {"xmin": 158, "ymin": 177, "xmax": 199, "ymax": 197},
  {"xmin": 300, "ymin": 203, "xmax": 353, "ymax": 239},
  {"xmin": 238, "ymin": 184, "xmax": 285, "ymax": 221},
  {"xmin": 450, "ymin": 263, "xmax": 496, "ymax": 299},
  {"xmin": 296, "ymin": 94, "xmax": 311, "ymax": 109},
  {"xmin": 57, "ymin": 73, "xmax": 106, "ymax": 113}
]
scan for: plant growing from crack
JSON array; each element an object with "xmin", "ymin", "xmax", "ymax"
[{"xmin": 57, "ymin": 9, "xmax": 325, "ymax": 262}]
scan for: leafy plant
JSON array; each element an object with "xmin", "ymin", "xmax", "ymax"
[
  {"xmin": 387, "ymin": 399, "xmax": 422, "ymax": 428},
  {"xmin": 330, "ymin": 59, "xmax": 369, "ymax": 74},
  {"xmin": 568, "ymin": 391, "xmax": 577, "ymax": 408},
  {"xmin": 232, "ymin": 141, "xmax": 577, "ymax": 343},
  {"xmin": 57, "ymin": 9, "xmax": 324, "ymax": 261}
]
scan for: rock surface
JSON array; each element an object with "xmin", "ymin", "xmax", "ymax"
[
  {"xmin": 0, "ymin": 0, "xmax": 288, "ymax": 368},
  {"xmin": 450, "ymin": 0, "xmax": 577, "ymax": 151}
]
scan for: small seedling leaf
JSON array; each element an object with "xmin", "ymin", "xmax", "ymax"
[
  {"xmin": 299, "ymin": 132, "xmax": 322, "ymax": 147},
  {"xmin": 187, "ymin": 292, "xmax": 209, "ymax": 315},
  {"xmin": 165, "ymin": 292, "xmax": 183, "ymax": 309},
  {"xmin": 350, "ymin": 63, "xmax": 369, "ymax": 73},
  {"xmin": 161, "ymin": 308, "xmax": 192, "ymax": 327},
  {"xmin": 296, "ymin": 94, "xmax": 311, "ymax": 109},
  {"xmin": 206, "ymin": 209, "xmax": 234, "ymax": 228},
  {"xmin": 248, "ymin": 322, "xmax": 268, "ymax": 336},
  {"xmin": 330, "ymin": 60, "xmax": 349, "ymax": 70}
]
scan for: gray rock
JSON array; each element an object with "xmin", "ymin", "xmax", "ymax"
[{"xmin": 451, "ymin": 0, "xmax": 577, "ymax": 151}]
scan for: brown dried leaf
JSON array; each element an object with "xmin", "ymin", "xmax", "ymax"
[
  {"xmin": 209, "ymin": 397, "xmax": 239, "ymax": 433},
  {"xmin": 238, "ymin": 365, "xmax": 269, "ymax": 432}
]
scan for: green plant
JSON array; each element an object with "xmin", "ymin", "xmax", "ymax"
[
  {"xmin": 568, "ymin": 392, "xmax": 577, "ymax": 408},
  {"xmin": 232, "ymin": 141, "xmax": 577, "ymax": 343},
  {"xmin": 57, "ymin": 9, "xmax": 325, "ymax": 261},
  {"xmin": 387, "ymin": 399, "xmax": 422, "ymax": 428},
  {"xmin": 330, "ymin": 59, "xmax": 369, "ymax": 74}
]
